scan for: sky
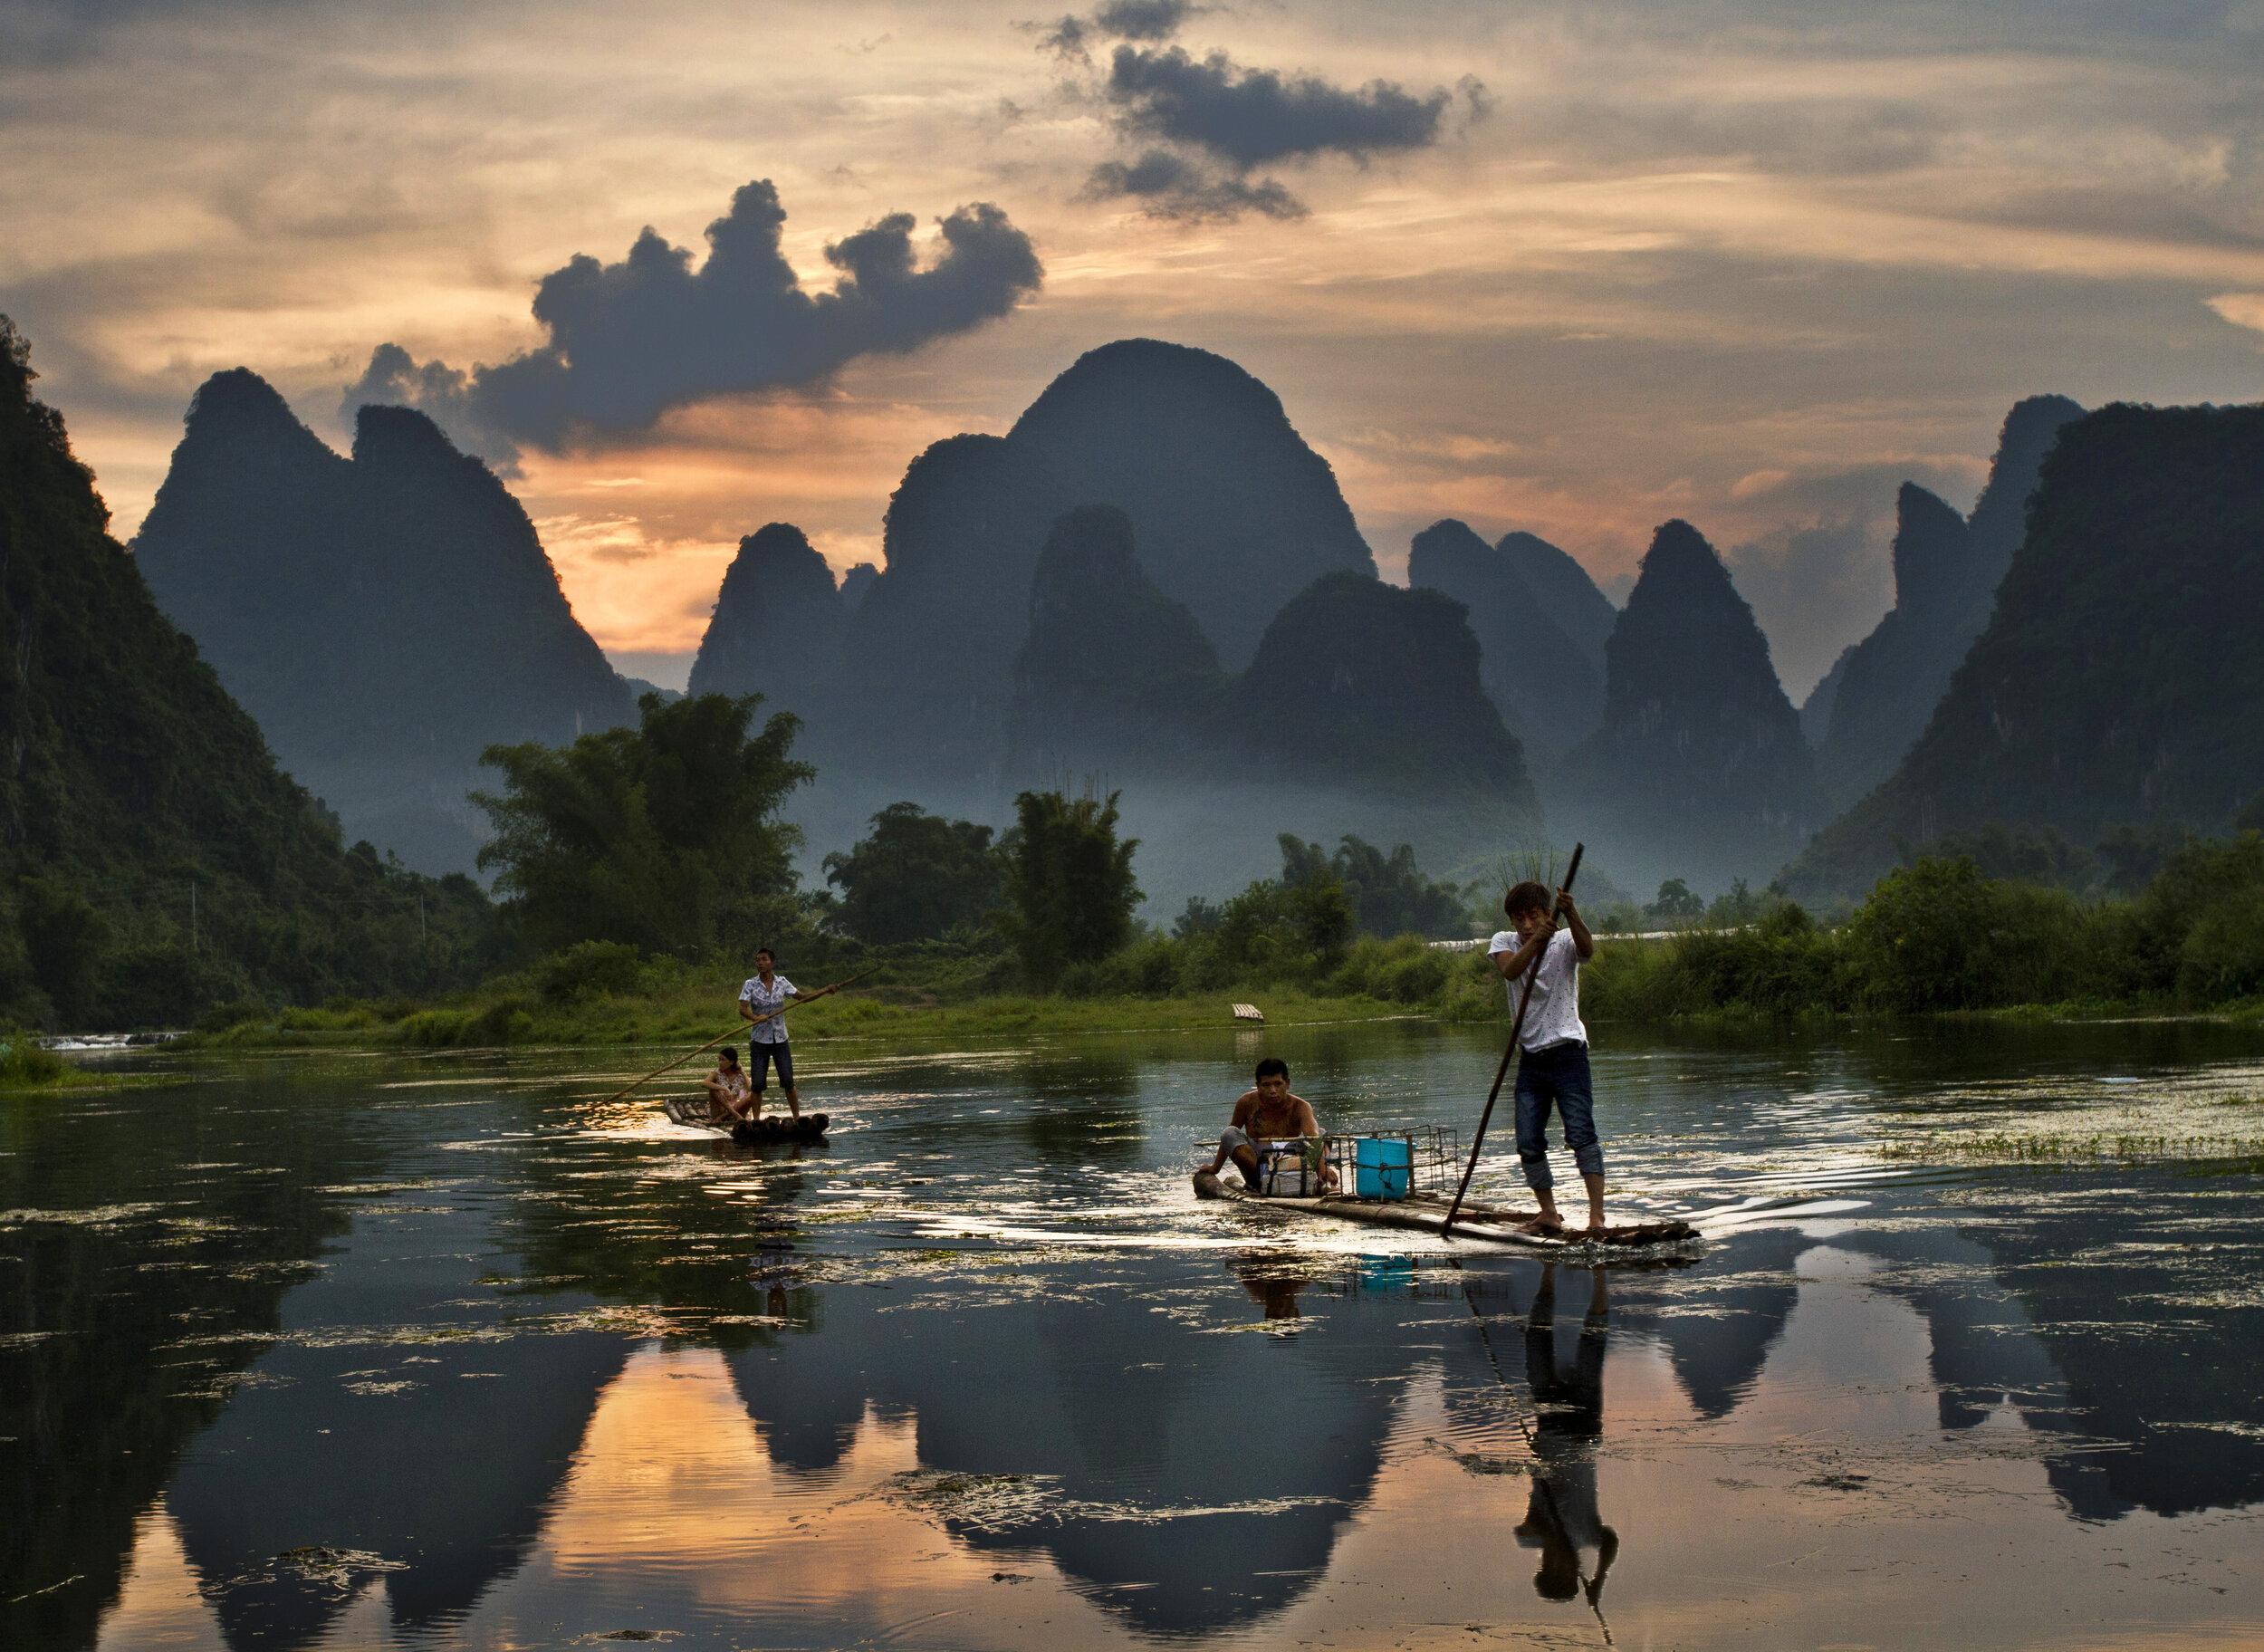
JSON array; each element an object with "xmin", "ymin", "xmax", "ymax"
[{"xmin": 5, "ymin": 0, "xmax": 2263, "ymax": 697}]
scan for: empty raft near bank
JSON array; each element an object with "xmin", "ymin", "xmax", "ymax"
[{"xmin": 1192, "ymin": 1168, "xmax": 1698, "ymax": 1255}]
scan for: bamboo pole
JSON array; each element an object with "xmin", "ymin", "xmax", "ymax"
[
  {"xmin": 1443, "ymin": 843, "xmax": 1583, "ymax": 1234},
  {"xmin": 599, "ymin": 965, "xmax": 880, "ymax": 1105}
]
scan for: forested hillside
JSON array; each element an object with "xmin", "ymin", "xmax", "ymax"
[
  {"xmin": 1780, "ymin": 401, "xmax": 2264, "ymax": 903},
  {"xmin": 0, "ymin": 320, "xmax": 499, "ymax": 1028}
]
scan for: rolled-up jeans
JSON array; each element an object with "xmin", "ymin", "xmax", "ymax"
[
  {"xmin": 1513, "ymin": 1040, "xmax": 1601, "ymax": 1191},
  {"xmin": 1216, "ymin": 1125, "xmax": 1264, "ymax": 1188}
]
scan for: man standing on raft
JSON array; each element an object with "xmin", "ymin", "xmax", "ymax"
[
  {"xmin": 1490, "ymin": 880, "xmax": 1601, "ymax": 1236},
  {"xmin": 737, "ymin": 946, "xmax": 802, "ymax": 1120}
]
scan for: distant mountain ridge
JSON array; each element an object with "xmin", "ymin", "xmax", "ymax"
[
  {"xmin": 687, "ymin": 523, "xmax": 846, "ymax": 705},
  {"xmin": 134, "ymin": 371, "xmax": 635, "ymax": 874},
  {"xmin": 1407, "ymin": 519, "xmax": 1602, "ymax": 759},
  {"xmin": 1814, "ymin": 395, "xmax": 2084, "ymax": 806},
  {"xmin": 1559, "ymin": 519, "xmax": 1828, "ymax": 890},
  {"xmin": 1779, "ymin": 400, "xmax": 2264, "ymax": 903}
]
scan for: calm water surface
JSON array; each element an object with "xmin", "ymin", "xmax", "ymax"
[{"xmin": 5, "ymin": 1018, "xmax": 2262, "ymax": 1651}]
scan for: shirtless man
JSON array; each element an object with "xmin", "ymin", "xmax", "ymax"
[
  {"xmin": 1204, "ymin": 1058, "xmax": 1340, "ymax": 1192},
  {"xmin": 703, "ymin": 1046, "xmax": 755, "ymax": 1123}
]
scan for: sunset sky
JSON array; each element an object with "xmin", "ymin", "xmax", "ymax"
[{"xmin": 6, "ymin": 0, "xmax": 2262, "ymax": 694}]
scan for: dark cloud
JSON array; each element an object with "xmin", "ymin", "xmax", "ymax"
[
  {"xmin": 1038, "ymin": 0, "xmax": 1195, "ymax": 60},
  {"xmin": 1093, "ymin": 0, "xmax": 1195, "ymax": 41},
  {"xmin": 1105, "ymin": 43, "xmax": 1456, "ymax": 168},
  {"xmin": 341, "ymin": 179, "xmax": 1041, "ymax": 458},
  {"xmin": 1079, "ymin": 149, "xmax": 1307, "ymax": 221}
]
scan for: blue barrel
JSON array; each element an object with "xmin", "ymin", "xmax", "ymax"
[{"xmin": 1353, "ymin": 1137, "xmax": 1413, "ymax": 1199}]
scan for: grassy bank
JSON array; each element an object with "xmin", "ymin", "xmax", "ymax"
[
  {"xmin": 0, "ymin": 1035, "xmax": 119, "ymax": 1091},
  {"xmin": 177, "ymin": 945, "xmax": 1473, "ymax": 1052}
]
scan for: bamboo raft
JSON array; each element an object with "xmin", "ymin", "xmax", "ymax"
[
  {"xmin": 1192, "ymin": 1167, "xmax": 1697, "ymax": 1253},
  {"xmin": 659, "ymin": 1095, "xmax": 830, "ymax": 1144}
]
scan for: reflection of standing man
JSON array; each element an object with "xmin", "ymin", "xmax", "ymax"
[{"xmin": 1516, "ymin": 1263, "xmax": 1618, "ymax": 1609}]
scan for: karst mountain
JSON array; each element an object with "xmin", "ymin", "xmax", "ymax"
[
  {"xmin": 134, "ymin": 371, "xmax": 634, "ymax": 876},
  {"xmin": 1778, "ymin": 400, "xmax": 2264, "ymax": 903}
]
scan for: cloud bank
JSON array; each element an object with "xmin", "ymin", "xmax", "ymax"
[{"xmin": 343, "ymin": 179, "xmax": 1041, "ymax": 458}]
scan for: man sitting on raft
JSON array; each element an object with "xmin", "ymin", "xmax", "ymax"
[
  {"xmin": 1205, "ymin": 1058, "xmax": 1339, "ymax": 1192},
  {"xmin": 703, "ymin": 1046, "xmax": 755, "ymax": 1124}
]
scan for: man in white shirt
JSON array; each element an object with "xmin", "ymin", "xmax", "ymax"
[
  {"xmin": 736, "ymin": 947, "xmax": 801, "ymax": 1119},
  {"xmin": 1488, "ymin": 879, "xmax": 1600, "ymax": 1236}
]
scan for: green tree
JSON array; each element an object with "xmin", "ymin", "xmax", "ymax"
[
  {"xmin": 17, "ymin": 877, "xmax": 109, "ymax": 1026},
  {"xmin": 475, "ymin": 692, "xmax": 811, "ymax": 956},
  {"xmin": 820, "ymin": 802, "xmax": 1002, "ymax": 945},
  {"xmin": 1645, "ymin": 879, "xmax": 1703, "ymax": 922},
  {"xmin": 1277, "ymin": 833, "xmax": 1468, "ymax": 938},
  {"xmin": 995, "ymin": 788, "xmax": 1141, "ymax": 977}
]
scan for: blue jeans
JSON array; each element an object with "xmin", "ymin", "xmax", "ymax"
[
  {"xmin": 1514, "ymin": 1041, "xmax": 1601, "ymax": 1191},
  {"xmin": 749, "ymin": 1041, "xmax": 794, "ymax": 1092}
]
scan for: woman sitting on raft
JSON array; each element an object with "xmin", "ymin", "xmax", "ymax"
[
  {"xmin": 703, "ymin": 1047, "xmax": 756, "ymax": 1124},
  {"xmin": 1205, "ymin": 1057, "xmax": 1339, "ymax": 1193}
]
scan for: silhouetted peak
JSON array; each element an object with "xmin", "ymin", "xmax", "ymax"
[
  {"xmin": 352, "ymin": 401, "xmax": 473, "ymax": 470},
  {"xmin": 1010, "ymin": 338, "xmax": 1291, "ymax": 446},
  {"xmin": 838, "ymin": 562, "xmax": 878, "ymax": 613},
  {"xmin": 1408, "ymin": 517, "xmax": 1493, "ymax": 569},
  {"xmin": 184, "ymin": 367, "xmax": 302, "ymax": 436},
  {"xmin": 1629, "ymin": 518, "xmax": 1736, "ymax": 608},
  {"xmin": 722, "ymin": 523, "xmax": 835, "ymax": 600},
  {"xmin": 1019, "ymin": 505, "xmax": 1220, "ymax": 679},
  {"xmin": 1968, "ymin": 393, "xmax": 2085, "ymax": 557},
  {"xmin": 1889, "ymin": 482, "xmax": 1970, "ymax": 608}
]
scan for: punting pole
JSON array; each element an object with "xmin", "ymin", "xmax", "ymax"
[
  {"xmin": 598, "ymin": 965, "xmax": 880, "ymax": 1106},
  {"xmin": 1442, "ymin": 842, "xmax": 1582, "ymax": 1235}
]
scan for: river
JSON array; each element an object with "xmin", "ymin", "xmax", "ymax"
[{"xmin": 5, "ymin": 1017, "xmax": 2261, "ymax": 1650}]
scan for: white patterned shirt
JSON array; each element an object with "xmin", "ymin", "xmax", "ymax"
[
  {"xmin": 738, "ymin": 974, "xmax": 797, "ymax": 1044},
  {"xmin": 1487, "ymin": 929, "xmax": 1587, "ymax": 1052}
]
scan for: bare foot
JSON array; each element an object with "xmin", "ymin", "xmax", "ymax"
[{"xmin": 1517, "ymin": 1214, "xmax": 1565, "ymax": 1236}]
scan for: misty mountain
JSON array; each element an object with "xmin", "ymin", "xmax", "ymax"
[
  {"xmin": 1558, "ymin": 519, "xmax": 1829, "ymax": 891},
  {"xmin": 1799, "ymin": 643, "xmax": 1854, "ymax": 746},
  {"xmin": 1407, "ymin": 518, "xmax": 1602, "ymax": 758},
  {"xmin": 1778, "ymin": 401, "xmax": 2264, "ymax": 904},
  {"xmin": 998, "ymin": 510, "xmax": 1539, "ymax": 907},
  {"xmin": 1006, "ymin": 504, "xmax": 1225, "ymax": 784},
  {"xmin": 134, "ymin": 371, "xmax": 636, "ymax": 875},
  {"xmin": 686, "ymin": 523, "xmax": 847, "ymax": 704},
  {"xmin": 1814, "ymin": 395, "xmax": 2083, "ymax": 806},
  {"xmin": 803, "ymin": 337, "xmax": 1375, "ymax": 789},
  {"xmin": 1233, "ymin": 571, "xmax": 1533, "ymax": 804},
  {"xmin": 1496, "ymin": 528, "xmax": 1619, "ymax": 678},
  {"xmin": 817, "ymin": 432, "xmax": 1072, "ymax": 783},
  {"xmin": 0, "ymin": 320, "xmax": 496, "ymax": 1026},
  {"xmin": 1006, "ymin": 339, "xmax": 1376, "ymax": 668}
]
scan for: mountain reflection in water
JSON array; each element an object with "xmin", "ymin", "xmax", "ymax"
[{"xmin": 0, "ymin": 1020, "xmax": 2259, "ymax": 1650}]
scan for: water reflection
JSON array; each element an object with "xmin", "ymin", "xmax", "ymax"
[
  {"xmin": 3, "ymin": 1025, "xmax": 2260, "ymax": 1651},
  {"xmin": 1515, "ymin": 1265, "xmax": 1618, "ymax": 1612}
]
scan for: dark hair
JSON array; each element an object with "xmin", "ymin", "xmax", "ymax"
[
  {"xmin": 1254, "ymin": 1057, "xmax": 1289, "ymax": 1082},
  {"xmin": 717, "ymin": 1047, "xmax": 740, "ymax": 1065},
  {"xmin": 1503, "ymin": 880, "xmax": 1551, "ymax": 919},
  {"xmin": 754, "ymin": 946, "xmax": 774, "ymax": 960}
]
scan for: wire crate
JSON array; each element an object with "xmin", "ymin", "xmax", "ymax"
[{"xmin": 1323, "ymin": 1127, "xmax": 1460, "ymax": 1200}]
